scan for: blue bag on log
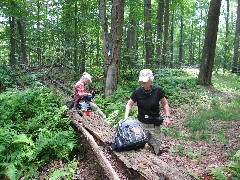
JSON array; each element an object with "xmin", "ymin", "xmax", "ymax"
[{"xmin": 114, "ymin": 118, "xmax": 148, "ymax": 151}]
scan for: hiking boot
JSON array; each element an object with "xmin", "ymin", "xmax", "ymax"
[{"xmin": 144, "ymin": 143, "xmax": 156, "ymax": 155}]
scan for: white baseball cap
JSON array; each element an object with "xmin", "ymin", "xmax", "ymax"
[
  {"xmin": 138, "ymin": 69, "xmax": 154, "ymax": 82},
  {"xmin": 82, "ymin": 72, "xmax": 92, "ymax": 82}
]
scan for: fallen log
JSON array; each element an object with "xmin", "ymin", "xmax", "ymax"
[
  {"xmin": 70, "ymin": 110, "xmax": 196, "ymax": 180},
  {"xmin": 70, "ymin": 116, "xmax": 121, "ymax": 180}
]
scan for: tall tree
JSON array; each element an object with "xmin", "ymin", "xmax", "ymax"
[
  {"xmin": 126, "ymin": 2, "xmax": 136, "ymax": 52},
  {"xmin": 161, "ymin": 0, "xmax": 170, "ymax": 67},
  {"xmin": 170, "ymin": 9, "xmax": 174, "ymax": 68},
  {"xmin": 9, "ymin": 16, "xmax": 16, "ymax": 66},
  {"xmin": 144, "ymin": 0, "xmax": 153, "ymax": 66},
  {"xmin": 100, "ymin": 0, "xmax": 124, "ymax": 97},
  {"xmin": 36, "ymin": 0, "xmax": 42, "ymax": 64},
  {"xmin": 73, "ymin": 0, "xmax": 78, "ymax": 76},
  {"xmin": 198, "ymin": 0, "xmax": 222, "ymax": 85},
  {"xmin": 223, "ymin": 0, "xmax": 229, "ymax": 70},
  {"xmin": 64, "ymin": 0, "xmax": 71, "ymax": 62},
  {"xmin": 125, "ymin": 1, "xmax": 138, "ymax": 70},
  {"xmin": 178, "ymin": 6, "xmax": 183, "ymax": 67},
  {"xmin": 232, "ymin": 0, "xmax": 240, "ymax": 73},
  {"xmin": 17, "ymin": 20, "xmax": 29, "ymax": 64},
  {"xmin": 156, "ymin": 0, "xmax": 164, "ymax": 67}
]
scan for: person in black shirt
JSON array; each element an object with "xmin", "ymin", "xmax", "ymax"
[{"xmin": 125, "ymin": 69, "xmax": 171, "ymax": 155}]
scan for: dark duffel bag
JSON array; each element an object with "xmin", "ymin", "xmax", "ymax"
[{"xmin": 114, "ymin": 118, "xmax": 148, "ymax": 152}]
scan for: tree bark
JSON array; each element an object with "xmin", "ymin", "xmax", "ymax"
[
  {"xmin": 190, "ymin": 22, "xmax": 195, "ymax": 65},
  {"xmin": 161, "ymin": 0, "xmax": 169, "ymax": 67},
  {"xmin": 232, "ymin": 0, "xmax": 240, "ymax": 73},
  {"xmin": 144, "ymin": 0, "xmax": 153, "ymax": 66},
  {"xmin": 126, "ymin": 3, "xmax": 135, "ymax": 52},
  {"xmin": 37, "ymin": 0, "xmax": 42, "ymax": 65},
  {"xmin": 170, "ymin": 9, "xmax": 174, "ymax": 68},
  {"xmin": 74, "ymin": 0, "xmax": 78, "ymax": 77},
  {"xmin": 17, "ymin": 20, "xmax": 29, "ymax": 64},
  {"xmin": 125, "ymin": 2, "xmax": 136, "ymax": 70},
  {"xmin": 223, "ymin": 0, "xmax": 229, "ymax": 70},
  {"xmin": 178, "ymin": 7, "xmax": 183, "ymax": 67},
  {"xmin": 198, "ymin": 0, "xmax": 222, "ymax": 85},
  {"xmin": 9, "ymin": 17, "xmax": 16, "ymax": 66},
  {"xmin": 100, "ymin": 0, "xmax": 124, "ymax": 97},
  {"xmin": 198, "ymin": 10, "xmax": 202, "ymax": 63},
  {"xmin": 64, "ymin": 0, "xmax": 71, "ymax": 62},
  {"xmin": 156, "ymin": 0, "xmax": 164, "ymax": 67}
]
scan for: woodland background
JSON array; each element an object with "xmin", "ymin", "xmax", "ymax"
[
  {"xmin": 0, "ymin": 0, "xmax": 240, "ymax": 93},
  {"xmin": 0, "ymin": 0, "xmax": 240, "ymax": 179}
]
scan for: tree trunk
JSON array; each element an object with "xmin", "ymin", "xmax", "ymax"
[
  {"xmin": 156, "ymin": 0, "xmax": 164, "ymax": 67},
  {"xmin": 170, "ymin": 9, "xmax": 174, "ymax": 68},
  {"xmin": 125, "ymin": 2, "xmax": 136, "ymax": 70},
  {"xmin": 80, "ymin": 37, "xmax": 86, "ymax": 74},
  {"xmin": 9, "ymin": 17, "xmax": 16, "ymax": 66},
  {"xmin": 144, "ymin": 0, "xmax": 153, "ymax": 66},
  {"xmin": 64, "ymin": 0, "xmax": 71, "ymax": 62},
  {"xmin": 198, "ymin": 10, "xmax": 202, "ymax": 63},
  {"xmin": 17, "ymin": 20, "xmax": 29, "ymax": 64},
  {"xmin": 74, "ymin": 0, "xmax": 78, "ymax": 77},
  {"xmin": 178, "ymin": 7, "xmax": 183, "ymax": 67},
  {"xmin": 126, "ymin": 3, "xmax": 135, "ymax": 52},
  {"xmin": 198, "ymin": 0, "xmax": 222, "ymax": 85},
  {"xmin": 232, "ymin": 0, "xmax": 240, "ymax": 73},
  {"xmin": 37, "ymin": 0, "xmax": 42, "ymax": 65},
  {"xmin": 161, "ymin": 0, "xmax": 169, "ymax": 67},
  {"xmin": 100, "ymin": 0, "xmax": 124, "ymax": 97},
  {"xmin": 223, "ymin": 0, "xmax": 229, "ymax": 70},
  {"xmin": 190, "ymin": 22, "xmax": 195, "ymax": 65}
]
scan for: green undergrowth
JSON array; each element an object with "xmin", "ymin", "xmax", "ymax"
[
  {"xmin": 0, "ymin": 66, "xmax": 41, "ymax": 92},
  {"xmin": 0, "ymin": 86, "xmax": 79, "ymax": 179}
]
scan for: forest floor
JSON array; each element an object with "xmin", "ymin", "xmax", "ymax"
[
  {"xmin": 157, "ymin": 86, "xmax": 239, "ymax": 179},
  {"xmin": 158, "ymin": 106, "xmax": 239, "ymax": 179}
]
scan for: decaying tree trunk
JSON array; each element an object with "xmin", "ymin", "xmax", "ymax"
[{"xmin": 71, "ymin": 113, "xmax": 121, "ymax": 180}]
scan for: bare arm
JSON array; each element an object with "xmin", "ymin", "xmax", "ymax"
[
  {"xmin": 161, "ymin": 97, "xmax": 171, "ymax": 127},
  {"xmin": 78, "ymin": 92, "xmax": 91, "ymax": 98},
  {"xmin": 125, "ymin": 98, "xmax": 135, "ymax": 119}
]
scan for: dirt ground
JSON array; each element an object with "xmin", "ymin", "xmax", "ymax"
[{"xmin": 158, "ymin": 107, "xmax": 240, "ymax": 179}]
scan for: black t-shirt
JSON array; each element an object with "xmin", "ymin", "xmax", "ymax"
[{"xmin": 130, "ymin": 85, "xmax": 165, "ymax": 122}]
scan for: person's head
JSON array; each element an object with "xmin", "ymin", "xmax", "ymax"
[
  {"xmin": 80, "ymin": 72, "xmax": 92, "ymax": 84},
  {"xmin": 138, "ymin": 69, "xmax": 154, "ymax": 89}
]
